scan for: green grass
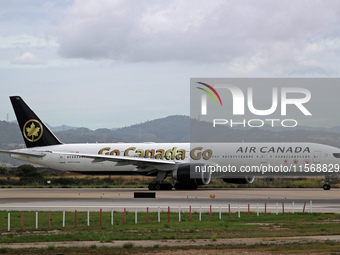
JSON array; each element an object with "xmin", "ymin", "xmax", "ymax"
[
  {"xmin": 1, "ymin": 211, "xmax": 340, "ymax": 243},
  {"xmin": 0, "ymin": 247, "xmax": 11, "ymax": 253},
  {"xmin": 0, "ymin": 241, "xmax": 340, "ymax": 254},
  {"xmin": 89, "ymin": 244, "xmax": 97, "ymax": 249},
  {"xmin": 122, "ymin": 242, "xmax": 134, "ymax": 248}
]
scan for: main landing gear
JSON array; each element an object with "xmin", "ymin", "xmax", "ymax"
[{"xmin": 148, "ymin": 172, "xmax": 173, "ymax": 190}]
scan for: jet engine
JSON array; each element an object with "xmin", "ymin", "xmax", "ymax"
[
  {"xmin": 222, "ymin": 176, "xmax": 255, "ymax": 184},
  {"xmin": 172, "ymin": 163, "xmax": 212, "ymax": 189}
]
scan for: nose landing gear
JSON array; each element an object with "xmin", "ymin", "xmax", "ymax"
[
  {"xmin": 323, "ymin": 183, "xmax": 331, "ymax": 190},
  {"xmin": 148, "ymin": 183, "xmax": 173, "ymax": 190},
  {"xmin": 323, "ymin": 177, "xmax": 331, "ymax": 190}
]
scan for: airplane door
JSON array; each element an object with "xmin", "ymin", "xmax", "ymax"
[
  {"xmin": 313, "ymin": 151, "xmax": 321, "ymax": 163},
  {"xmin": 59, "ymin": 155, "xmax": 66, "ymax": 164},
  {"xmin": 261, "ymin": 153, "xmax": 267, "ymax": 163}
]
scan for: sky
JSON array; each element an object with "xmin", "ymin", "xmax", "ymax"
[{"xmin": 1, "ymin": 0, "xmax": 340, "ymax": 129}]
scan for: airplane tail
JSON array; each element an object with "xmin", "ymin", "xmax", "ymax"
[{"xmin": 10, "ymin": 96, "xmax": 62, "ymax": 148}]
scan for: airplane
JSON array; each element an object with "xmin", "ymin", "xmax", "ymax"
[{"xmin": 0, "ymin": 96, "xmax": 339, "ymax": 190}]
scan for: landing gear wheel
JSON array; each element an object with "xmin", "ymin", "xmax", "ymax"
[
  {"xmin": 148, "ymin": 183, "xmax": 173, "ymax": 190},
  {"xmin": 323, "ymin": 184, "xmax": 331, "ymax": 190}
]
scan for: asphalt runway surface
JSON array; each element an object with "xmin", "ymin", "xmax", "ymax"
[{"xmin": 0, "ymin": 188, "xmax": 339, "ymax": 213}]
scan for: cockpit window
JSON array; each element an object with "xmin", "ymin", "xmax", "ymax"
[{"xmin": 333, "ymin": 153, "xmax": 340, "ymax": 158}]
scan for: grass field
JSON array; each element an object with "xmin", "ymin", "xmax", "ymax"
[
  {"xmin": 1, "ymin": 241, "xmax": 340, "ymax": 255},
  {"xmin": 1, "ymin": 211, "xmax": 340, "ymax": 254},
  {"xmin": 1, "ymin": 211, "xmax": 340, "ymax": 243}
]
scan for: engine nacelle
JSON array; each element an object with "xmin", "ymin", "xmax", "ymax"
[
  {"xmin": 222, "ymin": 176, "xmax": 255, "ymax": 184},
  {"xmin": 172, "ymin": 163, "xmax": 211, "ymax": 186}
]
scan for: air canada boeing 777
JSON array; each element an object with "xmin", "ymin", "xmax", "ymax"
[{"xmin": 1, "ymin": 96, "xmax": 340, "ymax": 190}]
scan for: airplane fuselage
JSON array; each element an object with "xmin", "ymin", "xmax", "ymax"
[{"xmin": 10, "ymin": 142, "xmax": 340, "ymax": 177}]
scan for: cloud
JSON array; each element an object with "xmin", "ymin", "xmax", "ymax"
[
  {"xmin": 0, "ymin": 35, "xmax": 58, "ymax": 49},
  {"xmin": 11, "ymin": 52, "xmax": 45, "ymax": 65},
  {"xmin": 55, "ymin": 0, "xmax": 340, "ymax": 75}
]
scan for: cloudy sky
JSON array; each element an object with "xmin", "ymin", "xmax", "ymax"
[{"xmin": 1, "ymin": 0, "xmax": 340, "ymax": 129}]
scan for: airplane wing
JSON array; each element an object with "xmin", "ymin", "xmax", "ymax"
[
  {"xmin": 0, "ymin": 149, "xmax": 178, "ymax": 172},
  {"xmin": 50, "ymin": 151, "xmax": 178, "ymax": 171},
  {"xmin": 53, "ymin": 151, "xmax": 177, "ymax": 164}
]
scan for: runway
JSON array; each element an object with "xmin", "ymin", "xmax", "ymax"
[{"xmin": 0, "ymin": 188, "xmax": 339, "ymax": 213}]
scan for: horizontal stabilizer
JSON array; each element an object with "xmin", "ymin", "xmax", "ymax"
[{"xmin": 0, "ymin": 149, "xmax": 46, "ymax": 157}]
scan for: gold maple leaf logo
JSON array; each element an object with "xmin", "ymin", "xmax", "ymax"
[
  {"xmin": 26, "ymin": 123, "xmax": 40, "ymax": 137},
  {"xmin": 23, "ymin": 120, "xmax": 43, "ymax": 142}
]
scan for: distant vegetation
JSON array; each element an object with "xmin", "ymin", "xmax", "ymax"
[{"xmin": 0, "ymin": 165, "xmax": 152, "ymax": 187}]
